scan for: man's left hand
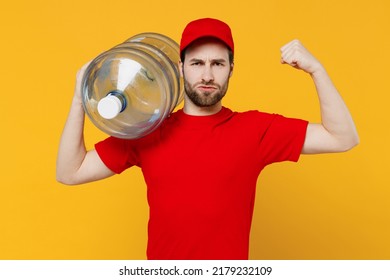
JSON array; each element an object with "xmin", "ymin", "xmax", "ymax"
[{"xmin": 280, "ymin": 39, "xmax": 323, "ymax": 75}]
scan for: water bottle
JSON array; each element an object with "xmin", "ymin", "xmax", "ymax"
[{"xmin": 81, "ymin": 33, "xmax": 184, "ymax": 139}]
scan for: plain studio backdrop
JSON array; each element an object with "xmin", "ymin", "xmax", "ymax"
[{"xmin": 0, "ymin": 0, "xmax": 389, "ymax": 259}]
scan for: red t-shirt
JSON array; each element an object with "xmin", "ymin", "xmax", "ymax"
[{"xmin": 95, "ymin": 107, "xmax": 308, "ymax": 260}]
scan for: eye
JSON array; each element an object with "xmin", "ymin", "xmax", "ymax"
[
  {"xmin": 213, "ymin": 61, "xmax": 225, "ymax": 67},
  {"xmin": 189, "ymin": 60, "xmax": 205, "ymax": 66}
]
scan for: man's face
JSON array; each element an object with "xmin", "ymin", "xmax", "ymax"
[{"xmin": 180, "ymin": 38, "xmax": 233, "ymax": 107}]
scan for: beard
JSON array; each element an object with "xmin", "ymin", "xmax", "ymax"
[{"xmin": 183, "ymin": 75, "xmax": 230, "ymax": 107}]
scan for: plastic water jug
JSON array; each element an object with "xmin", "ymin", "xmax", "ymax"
[{"xmin": 81, "ymin": 33, "xmax": 184, "ymax": 139}]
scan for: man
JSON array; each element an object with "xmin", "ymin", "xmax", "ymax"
[{"xmin": 56, "ymin": 18, "xmax": 359, "ymax": 259}]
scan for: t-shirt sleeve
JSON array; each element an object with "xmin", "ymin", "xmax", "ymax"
[
  {"xmin": 95, "ymin": 136, "xmax": 139, "ymax": 174},
  {"xmin": 258, "ymin": 114, "xmax": 308, "ymax": 166}
]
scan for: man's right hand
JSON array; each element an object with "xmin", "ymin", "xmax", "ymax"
[{"xmin": 73, "ymin": 60, "xmax": 92, "ymax": 105}]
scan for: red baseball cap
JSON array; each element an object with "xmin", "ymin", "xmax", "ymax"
[{"xmin": 180, "ymin": 18, "xmax": 234, "ymax": 56}]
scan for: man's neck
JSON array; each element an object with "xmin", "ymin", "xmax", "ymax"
[{"xmin": 183, "ymin": 101, "xmax": 222, "ymax": 116}]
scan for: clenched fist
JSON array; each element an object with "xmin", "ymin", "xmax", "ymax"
[{"xmin": 280, "ymin": 39, "xmax": 323, "ymax": 75}]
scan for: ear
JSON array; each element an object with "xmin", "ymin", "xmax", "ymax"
[
  {"xmin": 229, "ymin": 63, "xmax": 234, "ymax": 77},
  {"xmin": 178, "ymin": 61, "xmax": 184, "ymax": 78}
]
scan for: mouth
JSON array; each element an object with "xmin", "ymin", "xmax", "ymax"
[{"xmin": 197, "ymin": 85, "xmax": 218, "ymax": 92}]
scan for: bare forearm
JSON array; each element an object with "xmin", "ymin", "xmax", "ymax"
[
  {"xmin": 311, "ymin": 67, "xmax": 359, "ymax": 150},
  {"xmin": 56, "ymin": 97, "xmax": 87, "ymax": 183}
]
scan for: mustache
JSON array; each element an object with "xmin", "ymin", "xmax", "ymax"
[{"xmin": 195, "ymin": 81, "xmax": 220, "ymax": 88}]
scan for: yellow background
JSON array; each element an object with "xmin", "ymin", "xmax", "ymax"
[{"xmin": 1, "ymin": 0, "xmax": 389, "ymax": 259}]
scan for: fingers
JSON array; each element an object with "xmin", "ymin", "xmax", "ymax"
[
  {"xmin": 279, "ymin": 39, "xmax": 322, "ymax": 74},
  {"xmin": 281, "ymin": 48, "xmax": 299, "ymax": 67},
  {"xmin": 280, "ymin": 39, "xmax": 304, "ymax": 66},
  {"xmin": 74, "ymin": 60, "xmax": 93, "ymax": 102},
  {"xmin": 76, "ymin": 60, "xmax": 93, "ymax": 81},
  {"xmin": 280, "ymin": 39, "xmax": 301, "ymax": 53},
  {"xmin": 75, "ymin": 60, "xmax": 93, "ymax": 88}
]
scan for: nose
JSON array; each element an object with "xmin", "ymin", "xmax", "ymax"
[{"xmin": 201, "ymin": 64, "xmax": 214, "ymax": 83}]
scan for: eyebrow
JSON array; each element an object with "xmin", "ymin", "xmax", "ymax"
[{"xmin": 188, "ymin": 58, "xmax": 228, "ymax": 63}]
